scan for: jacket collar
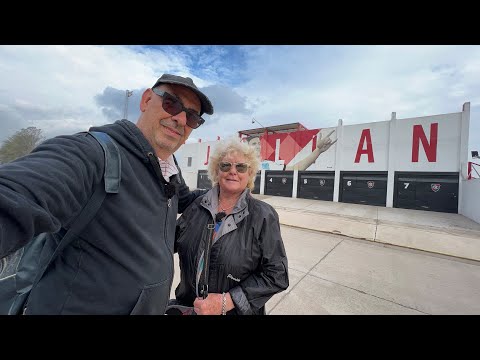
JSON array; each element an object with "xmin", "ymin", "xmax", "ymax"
[{"xmin": 200, "ymin": 185, "xmax": 250, "ymax": 221}]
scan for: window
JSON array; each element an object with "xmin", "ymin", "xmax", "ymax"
[{"xmin": 187, "ymin": 157, "xmax": 192, "ymax": 167}]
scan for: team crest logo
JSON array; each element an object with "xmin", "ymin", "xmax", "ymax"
[
  {"xmin": 431, "ymin": 183, "xmax": 441, "ymax": 192},
  {"xmin": 367, "ymin": 181, "xmax": 375, "ymax": 189},
  {"xmin": 282, "ymin": 178, "xmax": 287, "ymax": 184},
  {"xmin": 319, "ymin": 179, "xmax": 326, "ymax": 186}
]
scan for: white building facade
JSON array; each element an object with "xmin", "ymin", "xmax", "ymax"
[{"xmin": 175, "ymin": 103, "xmax": 478, "ymax": 220}]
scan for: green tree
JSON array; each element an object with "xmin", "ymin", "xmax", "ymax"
[{"xmin": 0, "ymin": 127, "xmax": 44, "ymax": 164}]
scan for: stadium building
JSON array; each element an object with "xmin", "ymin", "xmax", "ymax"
[{"xmin": 175, "ymin": 102, "xmax": 479, "ymax": 223}]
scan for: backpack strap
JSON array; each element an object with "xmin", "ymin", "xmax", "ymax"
[
  {"xmin": 90, "ymin": 131, "xmax": 121, "ymax": 193},
  {"xmin": 9, "ymin": 131, "xmax": 121, "ymax": 314}
]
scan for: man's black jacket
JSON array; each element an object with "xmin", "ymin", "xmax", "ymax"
[{"xmin": 0, "ymin": 120, "xmax": 203, "ymax": 314}]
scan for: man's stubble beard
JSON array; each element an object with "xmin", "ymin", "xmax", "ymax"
[{"xmin": 155, "ymin": 119, "xmax": 185, "ymax": 154}]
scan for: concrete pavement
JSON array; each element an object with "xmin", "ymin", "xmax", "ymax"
[
  {"xmin": 170, "ymin": 226, "xmax": 480, "ymax": 314},
  {"xmin": 170, "ymin": 195, "xmax": 480, "ymax": 314},
  {"xmin": 266, "ymin": 227, "xmax": 480, "ymax": 315}
]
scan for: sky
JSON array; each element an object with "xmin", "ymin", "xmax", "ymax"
[{"xmin": 0, "ymin": 45, "xmax": 478, "ymax": 160}]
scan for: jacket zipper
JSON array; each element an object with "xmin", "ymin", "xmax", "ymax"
[
  {"xmin": 147, "ymin": 152, "xmax": 172, "ymax": 207},
  {"xmin": 147, "ymin": 152, "xmax": 175, "ymax": 296},
  {"xmin": 200, "ymin": 218, "xmax": 215, "ymax": 299}
]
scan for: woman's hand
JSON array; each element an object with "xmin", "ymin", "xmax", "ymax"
[{"xmin": 193, "ymin": 292, "xmax": 233, "ymax": 315}]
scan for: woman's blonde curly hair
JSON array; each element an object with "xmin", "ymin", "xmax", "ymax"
[{"xmin": 207, "ymin": 136, "xmax": 261, "ymax": 191}]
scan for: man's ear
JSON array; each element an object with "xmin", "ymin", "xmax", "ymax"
[{"xmin": 140, "ymin": 88, "xmax": 152, "ymax": 112}]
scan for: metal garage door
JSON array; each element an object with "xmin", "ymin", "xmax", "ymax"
[
  {"xmin": 197, "ymin": 170, "xmax": 212, "ymax": 190},
  {"xmin": 297, "ymin": 171, "xmax": 335, "ymax": 201},
  {"xmin": 394, "ymin": 172, "xmax": 459, "ymax": 213},
  {"xmin": 264, "ymin": 171, "xmax": 294, "ymax": 197},
  {"xmin": 340, "ymin": 172, "xmax": 387, "ymax": 207},
  {"xmin": 252, "ymin": 171, "xmax": 261, "ymax": 194}
]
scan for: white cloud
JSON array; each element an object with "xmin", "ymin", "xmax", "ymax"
[{"xmin": 0, "ymin": 45, "xmax": 478, "ymax": 155}]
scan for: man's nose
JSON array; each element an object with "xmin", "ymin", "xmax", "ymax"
[{"xmin": 171, "ymin": 111, "xmax": 187, "ymax": 127}]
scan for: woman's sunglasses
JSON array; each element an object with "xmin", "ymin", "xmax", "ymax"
[
  {"xmin": 219, "ymin": 161, "xmax": 250, "ymax": 173},
  {"xmin": 152, "ymin": 88, "xmax": 205, "ymax": 129}
]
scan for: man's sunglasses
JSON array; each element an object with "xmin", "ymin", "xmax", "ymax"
[
  {"xmin": 219, "ymin": 161, "xmax": 250, "ymax": 173},
  {"xmin": 152, "ymin": 88, "xmax": 205, "ymax": 129}
]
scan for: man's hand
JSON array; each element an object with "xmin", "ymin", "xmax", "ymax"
[{"xmin": 317, "ymin": 129, "xmax": 337, "ymax": 153}]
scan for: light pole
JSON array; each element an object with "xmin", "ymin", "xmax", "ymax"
[
  {"xmin": 250, "ymin": 118, "xmax": 271, "ymax": 161},
  {"xmin": 123, "ymin": 90, "xmax": 133, "ymax": 120},
  {"xmin": 251, "ymin": 117, "xmax": 266, "ymax": 129}
]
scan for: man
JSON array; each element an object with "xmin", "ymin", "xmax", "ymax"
[{"xmin": 0, "ymin": 74, "xmax": 213, "ymax": 314}]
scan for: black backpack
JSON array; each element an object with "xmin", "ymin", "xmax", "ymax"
[{"xmin": 0, "ymin": 131, "xmax": 121, "ymax": 315}]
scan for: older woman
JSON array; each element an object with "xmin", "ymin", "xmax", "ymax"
[{"xmin": 172, "ymin": 137, "xmax": 289, "ymax": 315}]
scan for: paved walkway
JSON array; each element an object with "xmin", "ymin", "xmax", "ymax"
[
  {"xmin": 265, "ymin": 226, "xmax": 480, "ymax": 315},
  {"xmin": 170, "ymin": 195, "xmax": 480, "ymax": 314},
  {"xmin": 171, "ymin": 225, "xmax": 480, "ymax": 314},
  {"xmin": 252, "ymin": 194, "xmax": 480, "ymax": 262}
]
